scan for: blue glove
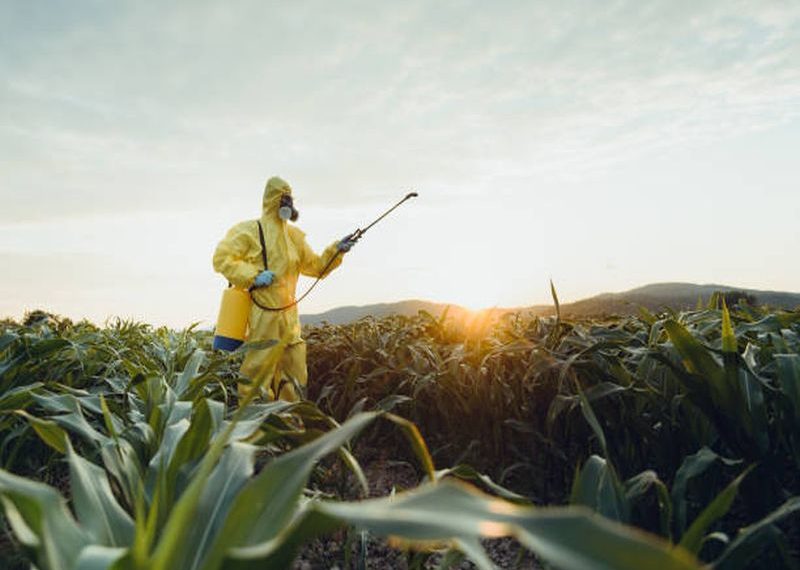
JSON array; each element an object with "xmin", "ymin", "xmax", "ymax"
[
  {"xmin": 337, "ymin": 233, "xmax": 357, "ymax": 253},
  {"xmin": 253, "ymin": 270, "xmax": 276, "ymax": 288}
]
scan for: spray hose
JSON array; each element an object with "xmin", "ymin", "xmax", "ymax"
[{"xmin": 251, "ymin": 191, "xmax": 418, "ymax": 312}]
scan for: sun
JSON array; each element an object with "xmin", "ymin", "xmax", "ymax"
[{"xmin": 449, "ymin": 289, "xmax": 505, "ymax": 313}]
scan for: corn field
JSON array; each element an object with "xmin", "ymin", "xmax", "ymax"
[{"xmin": 1, "ymin": 297, "xmax": 799, "ymax": 569}]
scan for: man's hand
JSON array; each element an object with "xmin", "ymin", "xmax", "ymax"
[
  {"xmin": 252, "ymin": 270, "xmax": 276, "ymax": 288},
  {"xmin": 337, "ymin": 233, "xmax": 358, "ymax": 253}
]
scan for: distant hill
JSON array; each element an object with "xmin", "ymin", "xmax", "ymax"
[
  {"xmin": 300, "ymin": 283, "xmax": 800, "ymax": 325},
  {"xmin": 561, "ymin": 282, "xmax": 800, "ymax": 316},
  {"xmin": 300, "ymin": 300, "xmax": 462, "ymax": 326}
]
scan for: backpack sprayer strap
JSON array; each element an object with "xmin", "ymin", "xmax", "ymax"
[
  {"xmin": 251, "ymin": 220, "xmax": 307, "ymax": 312},
  {"xmin": 257, "ymin": 221, "xmax": 268, "ymax": 269}
]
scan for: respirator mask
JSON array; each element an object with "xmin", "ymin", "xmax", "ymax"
[{"xmin": 278, "ymin": 194, "xmax": 299, "ymax": 221}]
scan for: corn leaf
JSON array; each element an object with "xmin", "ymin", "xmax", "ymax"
[
  {"xmin": 679, "ymin": 465, "xmax": 755, "ymax": 554},
  {"xmin": 712, "ymin": 496, "xmax": 800, "ymax": 569},
  {"xmin": 67, "ymin": 441, "xmax": 135, "ymax": 547},
  {"xmin": 201, "ymin": 412, "xmax": 382, "ymax": 570},
  {"xmin": 14, "ymin": 410, "xmax": 69, "ymax": 454},
  {"xmin": 0, "ymin": 468, "xmax": 90, "ymax": 570},
  {"xmin": 311, "ymin": 481, "xmax": 701, "ymax": 570}
]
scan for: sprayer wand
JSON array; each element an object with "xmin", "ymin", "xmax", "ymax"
[
  {"xmin": 349, "ymin": 191, "xmax": 419, "ymax": 243},
  {"xmin": 252, "ymin": 191, "xmax": 418, "ymax": 312}
]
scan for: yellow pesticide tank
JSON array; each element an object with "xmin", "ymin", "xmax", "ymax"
[{"xmin": 212, "ymin": 287, "xmax": 251, "ymax": 351}]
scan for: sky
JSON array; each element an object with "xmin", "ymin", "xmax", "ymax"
[{"xmin": 1, "ymin": 1, "xmax": 799, "ymax": 328}]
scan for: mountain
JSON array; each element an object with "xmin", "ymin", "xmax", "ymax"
[
  {"xmin": 299, "ymin": 283, "xmax": 800, "ymax": 325},
  {"xmin": 300, "ymin": 300, "xmax": 462, "ymax": 326},
  {"xmin": 560, "ymin": 282, "xmax": 800, "ymax": 316}
]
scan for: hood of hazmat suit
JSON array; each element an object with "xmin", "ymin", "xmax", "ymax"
[{"xmin": 212, "ymin": 176, "xmax": 345, "ymax": 400}]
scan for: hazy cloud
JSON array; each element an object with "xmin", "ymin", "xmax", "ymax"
[{"xmin": 4, "ymin": 1, "xmax": 799, "ymax": 218}]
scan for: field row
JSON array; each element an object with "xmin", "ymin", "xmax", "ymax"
[{"xmin": 1, "ymin": 300, "xmax": 799, "ymax": 568}]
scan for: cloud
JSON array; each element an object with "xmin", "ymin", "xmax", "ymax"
[{"xmin": 3, "ymin": 1, "xmax": 799, "ymax": 217}]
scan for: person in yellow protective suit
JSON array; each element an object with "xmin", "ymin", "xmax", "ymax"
[{"xmin": 212, "ymin": 176, "xmax": 356, "ymax": 401}]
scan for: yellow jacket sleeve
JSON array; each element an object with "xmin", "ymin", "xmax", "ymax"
[
  {"xmin": 290, "ymin": 227, "xmax": 344, "ymax": 278},
  {"xmin": 212, "ymin": 222, "xmax": 262, "ymax": 289}
]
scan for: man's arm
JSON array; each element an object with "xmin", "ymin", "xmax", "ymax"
[
  {"xmin": 291, "ymin": 227, "xmax": 344, "ymax": 278},
  {"xmin": 212, "ymin": 222, "xmax": 262, "ymax": 289}
]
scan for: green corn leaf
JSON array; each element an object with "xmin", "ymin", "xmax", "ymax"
[
  {"xmin": 672, "ymin": 447, "xmax": 739, "ymax": 537},
  {"xmin": 167, "ymin": 398, "xmax": 214, "ymax": 482},
  {"xmin": 663, "ymin": 320, "xmax": 733, "ymax": 414},
  {"xmin": 0, "ymin": 468, "xmax": 90, "ymax": 570},
  {"xmin": 664, "ymin": 320, "xmax": 722, "ymax": 380},
  {"xmin": 624, "ymin": 470, "xmax": 672, "ymax": 540},
  {"xmin": 775, "ymin": 354, "xmax": 800, "ymax": 415},
  {"xmin": 0, "ymin": 382, "xmax": 43, "ymax": 410},
  {"xmin": 223, "ymin": 506, "xmax": 342, "ymax": 569},
  {"xmin": 146, "ymin": 420, "xmax": 189, "ymax": 483},
  {"xmin": 131, "ymin": 474, "xmax": 160, "ymax": 568},
  {"xmin": 223, "ymin": 400, "xmax": 298, "ymax": 441},
  {"xmin": 31, "ymin": 392, "xmax": 82, "ymax": 414},
  {"xmin": 67, "ymin": 442, "xmax": 135, "ymax": 547},
  {"xmin": 374, "ymin": 394, "xmax": 413, "ymax": 412},
  {"xmin": 679, "ymin": 465, "xmax": 755, "ymax": 554},
  {"xmin": 99, "ymin": 395, "xmax": 119, "ymax": 444},
  {"xmin": 175, "ymin": 350, "xmax": 205, "ymax": 399},
  {"xmin": 254, "ymin": 480, "xmax": 703, "ymax": 570},
  {"xmin": 338, "ymin": 445, "xmax": 369, "ymax": 497},
  {"xmin": 435, "ymin": 464, "xmax": 528, "ymax": 503},
  {"xmin": 734, "ymin": 366, "xmax": 770, "ymax": 454},
  {"xmin": 576, "ymin": 383, "xmax": 609, "ymax": 458},
  {"xmin": 180, "ymin": 443, "xmax": 257, "ymax": 570},
  {"xmin": 570, "ymin": 455, "xmax": 627, "ymax": 523},
  {"xmin": 638, "ymin": 306, "xmax": 657, "ymax": 326},
  {"xmin": 721, "ymin": 302, "xmax": 737, "ymax": 354},
  {"xmin": 712, "ymin": 496, "xmax": 800, "ymax": 569},
  {"xmin": 144, "ymin": 418, "xmax": 189, "ymax": 517},
  {"xmin": 74, "ymin": 545, "xmax": 129, "ymax": 570},
  {"xmin": 200, "ymin": 412, "xmax": 382, "ymax": 570},
  {"xmin": 384, "ymin": 412, "xmax": 435, "ymax": 481},
  {"xmin": 14, "ymin": 410, "xmax": 69, "ymax": 454},
  {"xmin": 53, "ymin": 409, "xmax": 111, "ymax": 448},
  {"xmin": 0, "ymin": 331, "xmax": 19, "ymax": 352},
  {"xmin": 28, "ymin": 337, "xmax": 71, "ymax": 357},
  {"xmin": 584, "ymin": 381, "xmax": 628, "ymax": 401},
  {"xmin": 99, "ymin": 439, "xmax": 143, "ymax": 513},
  {"xmin": 149, "ymin": 333, "xmax": 291, "ymax": 570},
  {"xmin": 550, "ymin": 279, "xmax": 561, "ymax": 322}
]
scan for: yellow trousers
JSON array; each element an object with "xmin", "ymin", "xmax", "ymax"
[{"xmin": 240, "ymin": 340, "xmax": 307, "ymax": 401}]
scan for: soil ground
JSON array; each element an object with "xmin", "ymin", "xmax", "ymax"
[{"xmin": 293, "ymin": 441, "xmax": 543, "ymax": 569}]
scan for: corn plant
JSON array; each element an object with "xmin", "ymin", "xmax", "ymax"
[
  {"xmin": 3, "ymin": 305, "xmax": 799, "ymax": 568},
  {"xmin": 303, "ymin": 301, "xmax": 800, "ymax": 567},
  {"xmin": 569, "ymin": 388, "xmax": 800, "ymax": 567},
  {"xmin": 0, "ymin": 407, "xmax": 711, "ymax": 570}
]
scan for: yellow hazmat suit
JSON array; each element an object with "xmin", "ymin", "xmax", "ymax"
[{"xmin": 212, "ymin": 177, "xmax": 344, "ymax": 400}]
